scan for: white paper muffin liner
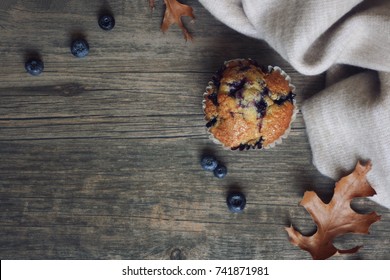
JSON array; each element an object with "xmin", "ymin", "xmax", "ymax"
[{"xmin": 203, "ymin": 59, "xmax": 298, "ymax": 150}]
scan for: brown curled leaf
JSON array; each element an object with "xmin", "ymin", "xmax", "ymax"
[
  {"xmin": 286, "ymin": 161, "xmax": 381, "ymax": 260},
  {"xmin": 161, "ymin": 0, "xmax": 195, "ymax": 41}
]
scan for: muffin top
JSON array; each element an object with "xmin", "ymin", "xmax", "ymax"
[{"xmin": 203, "ymin": 59, "xmax": 295, "ymax": 150}]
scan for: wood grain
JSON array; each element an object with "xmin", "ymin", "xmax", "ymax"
[{"xmin": 0, "ymin": 0, "xmax": 389, "ymax": 260}]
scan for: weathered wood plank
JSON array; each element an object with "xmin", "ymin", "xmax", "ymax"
[{"xmin": 0, "ymin": 0, "xmax": 389, "ymax": 260}]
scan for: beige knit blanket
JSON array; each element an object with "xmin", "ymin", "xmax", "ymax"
[{"xmin": 198, "ymin": 0, "xmax": 390, "ymax": 209}]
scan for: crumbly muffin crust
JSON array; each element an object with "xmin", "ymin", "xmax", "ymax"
[{"xmin": 204, "ymin": 59, "xmax": 295, "ymax": 150}]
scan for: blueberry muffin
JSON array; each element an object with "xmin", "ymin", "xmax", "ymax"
[{"xmin": 203, "ymin": 59, "xmax": 296, "ymax": 150}]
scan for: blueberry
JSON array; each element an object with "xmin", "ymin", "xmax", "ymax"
[
  {"xmin": 274, "ymin": 92, "xmax": 296, "ymax": 105},
  {"xmin": 228, "ymin": 79, "xmax": 246, "ymax": 96},
  {"xmin": 25, "ymin": 59, "xmax": 44, "ymax": 76},
  {"xmin": 213, "ymin": 164, "xmax": 227, "ymax": 179},
  {"xmin": 227, "ymin": 192, "xmax": 246, "ymax": 213},
  {"xmin": 205, "ymin": 117, "xmax": 217, "ymax": 128},
  {"xmin": 207, "ymin": 92, "xmax": 218, "ymax": 106},
  {"xmin": 212, "ymin": 65, "xmax": 226, "ymax": 88},
  {"xmin": 98, "ymin": 14, "xmax": 115, "ymax": 31},
  {"xmin": 71, "ymin": 39, "xmax": 89, "ymax": 58},
  {"xmin": 255, "ymin": 98, "xmax": 267, "ymax": 118},
  {"xmin": 200, "ymin": 155, "xmax": 218, "ymax": 171}
]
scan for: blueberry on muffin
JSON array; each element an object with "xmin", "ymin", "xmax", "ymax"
[{"xmin": 203, "ymin": 59, "xmax": 296, "ymax": 150}]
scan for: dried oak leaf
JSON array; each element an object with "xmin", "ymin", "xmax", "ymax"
[
  {"xmin": 286, "ymin": 161, "xmax": 381, "ymax": 260},
  {"xmin": 161, "ymin": 0, "xmax": 195, "ymax": 41}
]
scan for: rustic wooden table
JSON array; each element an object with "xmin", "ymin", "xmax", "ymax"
[{"xmin": 1, "ymin": 0, "xmax": 389, "ymax": 260}]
